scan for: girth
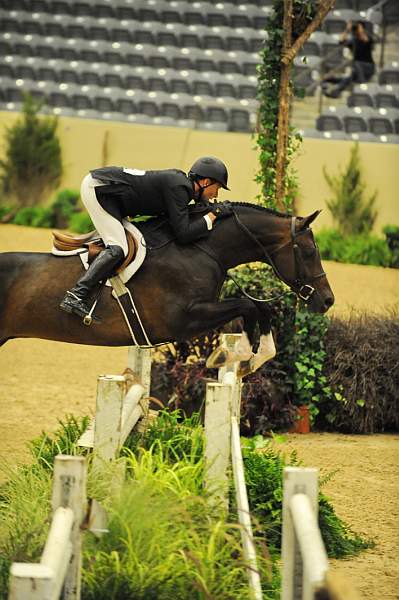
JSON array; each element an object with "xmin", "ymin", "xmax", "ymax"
[{"xmin": 52, "ymin": 229, "xmax": 138, "ymax": 273}]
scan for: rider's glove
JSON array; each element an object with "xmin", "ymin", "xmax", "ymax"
[{"xmin": 211, "ymin": 202, "xmax": 234, "ymax": 219}]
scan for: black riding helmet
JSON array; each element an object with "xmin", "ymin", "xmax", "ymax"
[{"xmin": 188, "ymin": 156, "xmax": 230, "ymax": 190}]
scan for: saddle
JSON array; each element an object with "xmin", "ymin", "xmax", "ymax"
[{"xmin": 52, "ymin": 229, "xmax": 137, "ymax": 273}]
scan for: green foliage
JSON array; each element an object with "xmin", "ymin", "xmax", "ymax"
[
  {"xmin": 323, "ymin": 144, "xmax": 378, "ymax": 236},
  {"xmin": 50, "ymin": 188, "xmax": 80, "ymax": 228},
  {"xmin": 0, "ymin": 413, "xmax": 371, "ymax": 600},
  {"xmin": 242, "ymin": 437, "xmax": 372, "ymax": 558},
  {"xmin": 12, "ymin": 205, "xmax": 54, "ymax": 228},
  {"xmin": 288, "ymin": 311, "xmax": 332, "ymax": 422},
  {"xmin": 255, "ymin": 0, "xmax": 319, "ymax": 211},
  {"xmin": 68, "ymin": 211, "xmax": 94, "ymax": 233},
  {"xmin": 383, "ymin": 224, "xmax": 399, "ymax": 267},
  {"xmin": 0, "ymin": 204, "xmax": 13, "ymax": 220},
  {"xmin": 316, "ymin": 228, "xmax": 394, "ymax": 267},
  {"xmin": 0, "ymin": 93, "xmax": 62, "ymax": 207},
  {"xmin": 0, "ymin": 413, "xmax": 373, "ymax": 599},
  {"xmin": 28, "ymin": 415, "xmax": 90, "ymax": 470}
]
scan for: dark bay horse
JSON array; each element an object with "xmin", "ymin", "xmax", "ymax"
[{"xmin": 0, "ymin": 204, "xmax": 334, "ymax": 364}]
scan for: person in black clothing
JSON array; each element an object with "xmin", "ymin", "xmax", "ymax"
[
  {"xmin": 60, "ymin": 156, "xmax": 233, "ymax": 321},
  {"xmin": 322, "ymin": 20, "xmax": 375, "ymax": 98}
]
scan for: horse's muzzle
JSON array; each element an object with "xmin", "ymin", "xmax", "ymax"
[{"xmin": 307, "ymin": 290, "xmax": 335, "ymax": 314}]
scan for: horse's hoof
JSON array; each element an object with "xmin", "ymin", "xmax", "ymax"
[
  {"xmin": 250, "ymin": 349, "xmax": 276, "ymax": 373},
  {"xmin": 206, "ymin": 346, "xmax": 230, "ymax": 368},
  {"xmin": 237, "ymin": 360, "xmax": 253, "ymax": 378}
]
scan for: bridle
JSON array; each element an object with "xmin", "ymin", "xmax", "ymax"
[{"xmin": 231, "ymin": 212, "xmax": 326, "ymax": 303}]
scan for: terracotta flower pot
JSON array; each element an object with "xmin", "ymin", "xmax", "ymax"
[{"xmin": 289, "ymin": 405, "xmax": 310, "ymax": 434}]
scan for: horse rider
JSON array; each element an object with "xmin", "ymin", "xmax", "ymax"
[{"xmin": 59, "ymin": 156, "xmax": 233, "ymax": 321}]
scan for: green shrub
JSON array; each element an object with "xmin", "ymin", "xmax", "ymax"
[
  {"xmin": 383, "ymin": 225, "xmax": 399, "ymax": 268},
  {"xmin": 50, "ymin": 188, "xmax": 80, "ymax": 229},
  {"xmin": 242, "ymin": 436, "xmax": 371, "ymax": 558},
  {"xmin": 316, "ymin": 228, "xmax": 392, "ymax": 267},
  {"xmin": 323, "ymin": 143, "xmax": 377, "ymax": 235},
  {"xmin": 68, "ymin": 211, "xmax": 94, "ymax": 233},
  {"xmin": 0, "ymin": 93, "xmax": 62, "ymax": 207},
  {"xmin": 12, "ymin": 206, "xmax": 54, "ymax": 228},
  {"xmin": 0, "ymin": 203, "xmax": 13, "ymax": 220}
]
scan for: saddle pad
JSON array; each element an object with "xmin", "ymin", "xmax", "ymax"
[{"xmin": 51, "ymin": 219, "xmax": 147, "ymax": 284}]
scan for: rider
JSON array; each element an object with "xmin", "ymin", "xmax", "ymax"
[{"xmin": 59, "ymin": 156, "xmax": 233, "ymax": 321}]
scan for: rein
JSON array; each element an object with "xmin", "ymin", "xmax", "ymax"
[{"xmin": 231, "ymin": 212, "xmax": 326, "ymax": 303}]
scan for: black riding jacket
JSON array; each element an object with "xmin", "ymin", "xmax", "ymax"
[{"xmin": 91, "ymin": 166, "xmax": 209, "ymax": 244}]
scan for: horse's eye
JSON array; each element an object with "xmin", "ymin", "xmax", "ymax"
[{"xmin": 303, "ymin": 247, "xmax": 316, "ymax": 258}]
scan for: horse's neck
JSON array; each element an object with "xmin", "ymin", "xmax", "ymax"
[{"xmin": 209, "ymin": 209, "xmax": 288, "ymax": 269}]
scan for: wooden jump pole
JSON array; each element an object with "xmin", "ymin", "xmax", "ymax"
[{"xmin": 78, "ymin": 347, "xmax": 152, "ymax": 469}]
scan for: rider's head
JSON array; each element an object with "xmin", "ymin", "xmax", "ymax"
[{"xmin": 188, "ymin": 156, "xmax": 230, "ymax": 201}]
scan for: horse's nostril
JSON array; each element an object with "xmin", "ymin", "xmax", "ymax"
[{"xmin": 324, "ymin": 296, "xmax": 334, "ymax": 308}]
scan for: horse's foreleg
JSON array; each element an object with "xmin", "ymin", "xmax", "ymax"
[
  {"xmin": 238, "ymin": 302, "xmax": 276, "ymax": 378},
  {"xmin": 182, "ymin": 298, "xmax": 258, "ymax": 368}
]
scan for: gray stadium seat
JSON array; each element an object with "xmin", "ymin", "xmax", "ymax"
[
  {"xmin": 316, "ymin": 108, "xmax": 344, "ymax": 131},
  {"xmin": 348, "ymin": 88, "xmax": 375, "ymax": 107},
  {"xmin": 215, "ymin": 82, "xmax": 236, "ymax": 99},
  {"xmin": 337, "ymin": 106, "xmax": 373, "ymax": 133},
  {"xmin": 148, "ymin": 76, "xmax": 169, "ymax": 93},
  {"xmin": 71, "ymin": 94, "xmax": 93, "ymax": 110},
  {"xmin": 160, "ymin": 102, "xmax": 181, "ymax": 120},
  {"xmin": 369, "ymin": 108, "xmax": 399, "ymax": 135},
  {"xmin": 170, "ymin": 78, "xmax": 191, "ymax": 94},
  {"xmin": 115, "ymin": 97, "xmax": 136, "ymax": 115},
  {"xmin": 229, "ymin": 109, "xmax": 251, "ymax": 132},
  {"xmin": 375, "ymin": 85, "xmax": 399, "ymax": 109},
  {"xmin": 379, "ymin": 63, "xmax": 399, "ymax": 86}
]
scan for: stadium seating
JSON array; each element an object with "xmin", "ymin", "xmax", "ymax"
[{"xmin": 0, "ymin": 2, "xmax": 397, "ymax": 140}]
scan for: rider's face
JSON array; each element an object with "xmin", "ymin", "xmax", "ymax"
[{"xmin": 201, "ymin": 179, "xmax": 222, "ymax": 200}]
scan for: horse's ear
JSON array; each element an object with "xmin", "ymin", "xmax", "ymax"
[{"xmin": 299, "ymin": 210, "xmax": 322, "ymax": 230}]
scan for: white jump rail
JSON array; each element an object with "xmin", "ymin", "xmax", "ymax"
[
  {"xmin": 281, "ymin": 467, "xmax": 329, "ymax": 600},
  {"xmin": 204, "ymin": 333, "xmax": 263, "ymax": 600},
  {"xmin": 78, "ymin": 347, "xmax": 152, "ymax": 468},
  {"xmin": 9, "ymin": 455, "xmax": 87, "ymax": 600}
]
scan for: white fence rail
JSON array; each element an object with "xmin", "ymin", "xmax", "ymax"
[
  {"xmin": 9, "ymin": 455, "xmax": 87, "ymax": 600},
  {"xmin": 281, "ymin": 467, "xmax": 329, "ymax": 600},
  {"xmin": 204, "ymin": 333, "xmax": 263, "ymax": 600}
]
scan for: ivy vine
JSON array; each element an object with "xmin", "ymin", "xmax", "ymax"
[{"xmin": 255, "ymin": 0, "xmax": 320, "ymax": 212}]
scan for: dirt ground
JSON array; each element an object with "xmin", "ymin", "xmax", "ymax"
[{"xmin": 1, "ymin": 225, "xmax": 398, "ymax": 599}]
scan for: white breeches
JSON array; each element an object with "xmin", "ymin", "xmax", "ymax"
[{"xmin": 80, "ymin": 173, "xmax": 129, "ymax": 257}]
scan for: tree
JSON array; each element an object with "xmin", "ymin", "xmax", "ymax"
[
  {"xmin": 256, "ymin": 0, "xmax": 336, "ymax": 211},
  {"xmin": 0, "ymin": 93, "xmax": 63, "ymax": 207},
  {"xmin": 323, "ymin": 143, "xmax": 378, "ymax": 235}
]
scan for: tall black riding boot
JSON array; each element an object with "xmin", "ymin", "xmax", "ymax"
[{"xmin": 60, "ymin": 245, "xmax": 125, "ymax": 321}]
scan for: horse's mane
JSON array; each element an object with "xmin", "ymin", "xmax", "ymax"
[
  {"xmin": 231, "ymin": 202, "xmax": 292, "ymax": 219},
  {"xmin": 188, "ymin": 201, "xmax": 292, "ymax": 219}
]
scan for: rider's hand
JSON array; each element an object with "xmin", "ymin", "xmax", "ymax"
[{"xmin": 211, "ymin": 202, "xmax": 234, "ymax": 219}]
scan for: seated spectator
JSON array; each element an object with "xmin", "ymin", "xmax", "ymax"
[{"xmin": 322, "ymin": 20, "xmax": 375, "ymax": 98}]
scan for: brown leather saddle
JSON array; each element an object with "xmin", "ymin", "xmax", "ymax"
[{"xmin": 52, "ymin": 229, "xmax": 138, "ymax": 273}]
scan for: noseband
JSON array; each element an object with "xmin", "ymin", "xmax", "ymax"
[{"xmin": 233, "ymin": 213, "xmax": 326, "ymax": 303}]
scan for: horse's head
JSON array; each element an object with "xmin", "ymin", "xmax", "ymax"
[{"xmin": 271, "ymin": 210, "xmax": 334, "ymax": 313}]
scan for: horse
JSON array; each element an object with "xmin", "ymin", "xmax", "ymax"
[{"xmin": 0, "ymin": 203, "xmax": 334, "ymax": 375}]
